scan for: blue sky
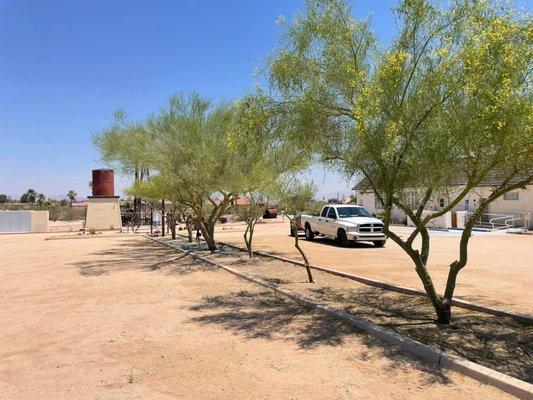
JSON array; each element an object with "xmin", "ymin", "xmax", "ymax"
[{"xmin": 1, "ymin": 0, "xmax": 529, "ymax": 200}]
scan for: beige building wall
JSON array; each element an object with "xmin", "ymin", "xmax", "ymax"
[
  {"xmin": 356, "ymin": 192, "xmax": 406, "ymax": 223},
  {"xmin": 355, "ymin": 184, "xmax": 533, "ymax": 229},
  {"xmin": 30, "ymin": 210, "xmax": 49, "ymax": 232},
  {"xmin": 85, "ymin": 197, "xmax": 122, "ymax": 231}
]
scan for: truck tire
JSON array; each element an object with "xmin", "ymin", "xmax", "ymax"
[
  {"xmin": 373, "ymin": 240, "xmax": 386, "ymax": 247},
  {"xmin": 304, "ymin": 224, "xmax": 314, "ymax": 240},
  {"xmin": 337, "ymin": 229, "xmax": 348, "ymax": 247}
]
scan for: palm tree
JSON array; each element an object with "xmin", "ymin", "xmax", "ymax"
[
  {"xmin": 67, "ymin": 190, "xmax": 77, "ymax": 207},
  {"xmin": 26, "ymin": 189, "xmax": 37, "ymax": 204}
]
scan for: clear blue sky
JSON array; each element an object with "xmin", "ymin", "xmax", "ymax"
[{"xmin": 1, "ymin": 0, "xmax": 529, "ymax": 200}]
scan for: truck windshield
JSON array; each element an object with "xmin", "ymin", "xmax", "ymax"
[{"xmin": 336, "ymin": 206, "xmax": 373, "ymax": 218}]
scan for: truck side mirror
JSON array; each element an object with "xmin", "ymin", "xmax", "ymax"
[{"xmin": 372, "ymin": 213, "xmax": 376, "ymax": 217}]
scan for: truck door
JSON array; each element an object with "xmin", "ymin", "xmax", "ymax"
[
  {"xmin": 318, "ymin": 207, "xmax": 329, "ymax": 233},
  {"xmin": 323, "ymin": 206, "xmax": 338, "ymax": 236}
]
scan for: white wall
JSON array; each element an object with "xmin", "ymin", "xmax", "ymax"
[
  {"xmin": 0, "ymin": 210, "xmax": 49, "ymax": 233},
  {"xmin": 354, "ymin": 184, "xmax": 533, "ymax": 229}
]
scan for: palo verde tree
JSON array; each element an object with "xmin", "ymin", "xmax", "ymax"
[
  {"xmin": 93, "ymin": 109, "xmax": 152, "ymax": 211},
  {"xmin": 145, "ymin": 93, "xmax": 247, "ymax": 251},
  {"xmin": 277, "ymin": 179, "xmax": 317, "ymax": 283},
  {"xmin": 128, "ymin": 175, "xmax": 174, "ymax": 239},
  {"xmin": 232, "ymin": 93, "xmax": 308, "ymax": 258},
  {"xmin": 268, "ymin": 0, "xmax": 532, "ymax": 323},
  {"xmin": 128, "ymin": 174, "xmax": 194, "ymax": 241}
]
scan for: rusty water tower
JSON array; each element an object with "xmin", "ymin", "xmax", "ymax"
[
  {"xmin": 85, "ymin": 169, "xmax": 121, "ymax": 230},
  {"xmin": 92, "ymin": 169, "xmax": 115, "ymax": 196}
]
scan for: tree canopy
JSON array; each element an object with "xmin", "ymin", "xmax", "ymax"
[{"xmin": 267, "ymin": 0, "xmax": 533, "ymax": 322}]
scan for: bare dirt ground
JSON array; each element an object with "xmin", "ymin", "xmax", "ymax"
[
  {"xmin": 49, "ymin": 219, "xmax": 84, "ymax": 232},
  {"xmin": 0, "ymin": 232, "xmax": 515, "ymax": 399},
  {"xmin": 176, "ymin": 238, "xmax": 530, "ymax": 382},
  {"xmin": 212, "ymin": 219, "xmax": 533, "ymax": 314}
]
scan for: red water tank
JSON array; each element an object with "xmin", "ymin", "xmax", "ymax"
[{"xmin": 92, "ymin": 169, "xmax": 115, "ymax": 196}]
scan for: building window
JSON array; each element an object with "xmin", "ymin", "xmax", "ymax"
[
  {"xmin": 503, "ymin": 192, "xmax": 519, "ymax": 201},
  {"xmin": 375, "ymin": 197, "xmax": 383, "ymax": 210},
  {"xmin": 406, "ymin": 191, "xmax": 420, "ymax": 207},
  {"xmin": 438, "ymin": 198, "xmax": 445, "ymax": 208}
]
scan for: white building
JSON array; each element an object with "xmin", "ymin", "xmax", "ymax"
[{"xmin": 352, "ymin": 177, "xmax": 533, "ymax": 230}]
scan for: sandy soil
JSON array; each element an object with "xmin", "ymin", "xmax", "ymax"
[
  {"xmin": 181, "ymin": 239, "xmax": 530, "ymax": 382},
  {"xmin": 212, "ymin": 219, "xmax": 533, "ymax": 313},
  {"xmin": 0, "ymin": 232, "xmax": 514, "ymax": 399},
  {"xmin": 49, "ymin": 219, "xmax": 85, "ymax": 232}
]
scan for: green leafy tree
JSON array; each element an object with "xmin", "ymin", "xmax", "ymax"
[
  {"xmin": 37, "ymin": 193, "xmax": 45, "ymax": 208},
  {"xmin": 145, "ymin": 93, "xmax": 244, "ymax": 250},
  {"xmin": 25, "ymin": 189, "xmax": 37, "ymax": 204},
  {"xmin": 93, "ymin": 109, "xmax": 151, "ymax": 211},
  {"xmin": 268, "ymin": 0, "xmax": 532, "ymax": 323},
  {"xmin": 67, "ymin": 190, "xmax": 77, "ymax": 207},
  {"xmin": 277, "ymin": 179, "xmax": 317, "ymax": 283},
  {"xmin": 232, "ymin": 93, "xmax": 308, "ymax": 257},
  {"xmin": 0, "ymin": 194, "xmax": 9, "ymax": 204},
  {"xmin": 128, "ymin": 175, "xmax": 192, "ymax": 241},
  {"xmin": 96, "ymin": 93, "xmax": 248, "ymax": 251}
]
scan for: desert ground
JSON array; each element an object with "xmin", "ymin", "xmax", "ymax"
[
  {"xmin": 212, "ymin": 219, "xmax": 533, "ymax": 313},
  {"xmin": 0, "ymin": 232, "xmax": 517, "ymax": 399}
]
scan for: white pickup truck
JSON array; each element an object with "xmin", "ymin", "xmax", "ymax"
[{"xmin": 297, "ymin": 204, "xmax": 387, "ymax": 247}]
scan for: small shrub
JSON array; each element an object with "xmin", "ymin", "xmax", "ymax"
[{"xmin": 48, "ymin": 206, "xmax": 86, "ymax": 221}]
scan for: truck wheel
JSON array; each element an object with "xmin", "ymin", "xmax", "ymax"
[
  {"xmin": 337, "ymin": 229, "xmax": 348, "ymax": 247},
  {"xmin": 304, "ymin": 224, "xmax": 314, "ymax": 240},
  {"xmin": 373, "ymin": 240, "xmax": 386, "ymax": 247}
]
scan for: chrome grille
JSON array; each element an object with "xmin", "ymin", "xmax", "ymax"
[{"xmin": 358, "ymin": 223, "xmax": 383, "ymax": 233}]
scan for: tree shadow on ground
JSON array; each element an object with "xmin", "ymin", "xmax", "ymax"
[
  {"xmin": 70, "ymin": 238, "xmax": 214, "ymax": 277},
  {"xmin": 307, "ymin": 285, "xmax": 533, "ymax": 382},
  {"xmin": 71, "ymin": 236, "xmax": 532, "ymax": 383},
  {"xmin": 159, "ymin": 237, "xmax": 532, "ymax": 381},
  {"xmin": 188, "ymin": 289, "xmax": 454, "ymax": 386}
]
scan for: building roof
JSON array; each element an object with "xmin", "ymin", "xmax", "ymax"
[{"xmin": 352, "ymin": 172, "xmax": 532, "ymax": 192}]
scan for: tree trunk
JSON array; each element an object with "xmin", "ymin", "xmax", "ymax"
[
  {"xmin": 441, "ymin": 222, "xmax": 474, "ymax": 323},
  {"xmin": 161, "ymin": 199, "xmax": 165, "ymax": 237},
  {"xmin": 199, "ymin": 220, "xmax": 217, "ymax": 251},
  {"xmin": 185, "ymin": 219, "xmax": 193, "ymax": 243},
  {"xmin": 292, "ymin": 221, "xmax": 313, "ymax": 283},
  {"xmin": 134, "ymin": 167, "xmax": 140, "ymax": 213},
  {"xmin": 170, "ymin": 213, "xmax": 176, "ymax": 240},
  {"xmin": 150, "ymin": 208, "xmax": 153, "ymax": 235},
  {"xmin": 412, "ymin": 258, "xmax": 448, "ymax": 323},
  {"xmin": 243, "ymin": 224, "xmax": 254, "ymax": 258}
]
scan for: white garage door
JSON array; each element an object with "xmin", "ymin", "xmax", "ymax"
[{"xmin": 0, "ymin": 211, "xmax": 31, "ymax": 233}]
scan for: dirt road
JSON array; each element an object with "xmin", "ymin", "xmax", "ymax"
[
  {"xmin": 213, "ymin": 220, "xmax": 533, "ymax": 313},
  {"xmin": 0, "ymin": 232, "xmax": 514, "ymax": 399}
]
